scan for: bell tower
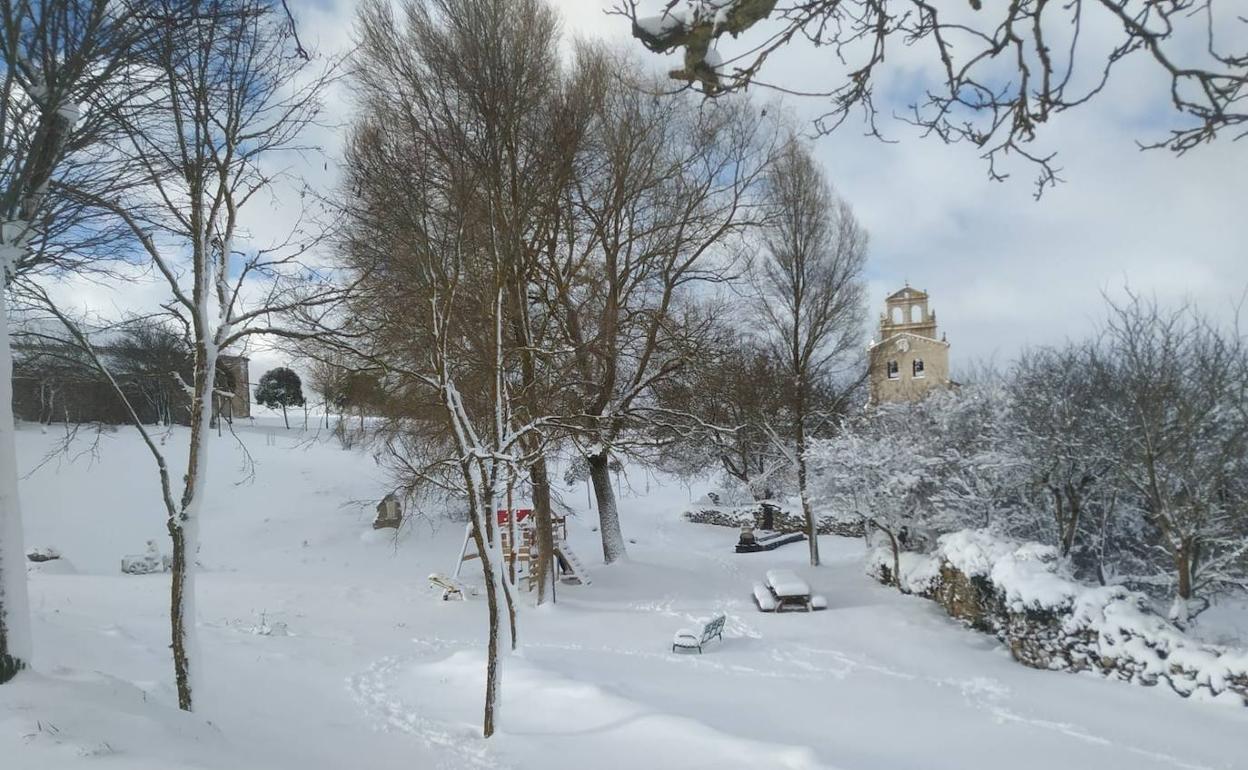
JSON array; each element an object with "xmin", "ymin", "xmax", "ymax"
[
  {"xmin": 879, "ymin": 283, "xmax": 937, "ymax": 340},
  {"xmin": 868, "ymin": 285, "xmax": 951, "ymax": 404}
]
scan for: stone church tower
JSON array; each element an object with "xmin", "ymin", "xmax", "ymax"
[
  {"xmin": 868, "ymin": 285, "xmax": 952, "ymax": 404},
  {"xmin": 213, "ymin": 354, "xmax": 251, "ymax": 421}
]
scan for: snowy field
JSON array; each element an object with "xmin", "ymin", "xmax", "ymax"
[{"xmin": 3, "ymin": 419, "xmax": 1246, "ymax": 770}]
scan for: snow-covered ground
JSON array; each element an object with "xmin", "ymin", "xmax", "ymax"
[{"xmin": 3, "ymin": 419, "xmax": 1246, "ymax": 769}]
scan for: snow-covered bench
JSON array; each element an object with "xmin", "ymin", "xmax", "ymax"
[
  {"xmin": 753, "ymin": 569, "xmax": 828, "ymax": 612},
  {"xmin": 735, "ymin": 528, "xmax": 806, "ymax": 553},
  {"xmin": 428, "ymin": 573, "xmax": 466, "ymax": 601},
  {"xmin": 672, "ymin": 614, "xmax": 726, "ymax": 653},
  {"xmin": 121, "ymin": 541, "xmax": 171, "ymax": 575}
]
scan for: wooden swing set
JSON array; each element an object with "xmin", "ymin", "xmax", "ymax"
[{"xmin": 453, "ymin": 508, "xmax": 591, "ymax": 590}]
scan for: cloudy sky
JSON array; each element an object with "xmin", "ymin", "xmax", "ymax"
[{"xmin": 52, "ymin": 0, "xmax": 1248, "ymax": 377}]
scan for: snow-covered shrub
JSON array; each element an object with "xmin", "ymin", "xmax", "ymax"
[
  {"xmin": 865, "ymin": 545, "xmax": 940, "ymax": 596},
  {"xmin": 867, "ymin": 528, "xmax": 1248, "ymax": 705}
]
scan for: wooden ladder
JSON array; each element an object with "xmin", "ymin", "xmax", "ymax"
[{"xmin": 553, "ymin": 540, "xmax": 592, "ymax": 586}]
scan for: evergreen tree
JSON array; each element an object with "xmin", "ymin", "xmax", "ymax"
[{"xmin": 255, "ymin": 367, "xmax": 306, "ymax": 429}]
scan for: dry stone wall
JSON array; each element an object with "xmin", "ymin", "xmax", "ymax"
[
  {"xmin": 867, "ymin": 530, "xmax": 1248, "ymax": 706},
  {"xmin": 684, "ymin": 504, "xmax": 864, "ymax": 537}
]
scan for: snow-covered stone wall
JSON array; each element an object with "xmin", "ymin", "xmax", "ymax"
[
  {"xmin": 868, "ymin": 530, "xmax": 1248, "ymax": 706},
  {"xmin": 684, "ymin": 505, "xmax": 864, "ymax": 537}
]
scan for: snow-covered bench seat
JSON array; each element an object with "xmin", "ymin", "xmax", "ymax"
[
  {"xmin": 672, "ymin": 614, "xmax": 726, "ymax": 653},
  {"xmin": 752, "ymin": 582, "xmax": 779, "ymax": 611}
]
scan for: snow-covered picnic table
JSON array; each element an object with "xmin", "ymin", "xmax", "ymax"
[
  {"xmin": 765, "ymin": 569, "xmax": 809, "ymax": 598},
  {"xmin": 753, "ymin": 569, "xmax": 828, "ymax": 613}
]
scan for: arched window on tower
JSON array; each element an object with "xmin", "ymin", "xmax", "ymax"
[
  {"xmin": 912, "ymin": 359, "xmax": 925, "ymax": 378},
  {"xmin": 910, "ymin": 305, "xmax": 923, "ymax": 323},
  {"xmin": 887, "ymin": 360, "xmax": 899, "ymax": 379}
]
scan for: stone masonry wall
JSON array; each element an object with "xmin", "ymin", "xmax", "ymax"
[
  {"xmin": 866, "ymin": 530, "xmax": 1248, "ymax": 706},
  {"xmin": 684, "ymin": 505, "xmax": 864, "ymax": 538}
]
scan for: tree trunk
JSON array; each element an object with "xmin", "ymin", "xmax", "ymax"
[
  {"xmin": 506, "ymin": 479, "xmax": 516, "ymax": 586},
  {"xmin": 492, "ymin": 484, "xmax": 518, "ymax": 653},
  {"xmin": 1063, "ymin": 490, "xmax": 1081, "ymax": 559},
  {"xmin": 0, "ymin": 296, "xmax": 32, "ymax": 685},
  {"xmin": 530, "ymin": 455, "xmax": 554, "ymax": 604},
  {"xmin": 1051, "ymin": 484, "xmax": 1081, "ymax": 559},
  {"xmin": 880, "ymin": 523, "xmax": 906, "ymax": 594},
  {"xmin": 281, "ymin": 403, "xmax": 288, "ymax": 429},
  {"xmin": 169, "ymin": 345, "xmax": 214, "ymax": 711},
  {"xmin": 469, "ymin": 514, "xmax": 502, "ymax": 737},
  {"xmin": 167, "ymin": 513, "xmax": 193, "ymax": 709},
  {"xmin": 795, "ymin": 394, "xmax": 819, "ymax": 566},
  {"xmin": 587, "ymin": 451, "xmax": 626, "ymax": 563},
  {"xmin": 1171, "ymin": 538, "xmax": 1195, "ymax": 626}
]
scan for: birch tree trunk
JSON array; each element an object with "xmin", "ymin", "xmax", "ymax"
[
  {"xmin": 0, "ymin": 0, "xmax": 96, "ymax": 685},
  {"xmin": 168, "ymin": 336, "xmax": 217, "ymax": 710},
  {"xmin": 466, "ymin": 493, "xmax": 504, "ymax": 737},
  {"xmin": 0, "ymin": 290, "xmax": 32, "ymax": 684}
]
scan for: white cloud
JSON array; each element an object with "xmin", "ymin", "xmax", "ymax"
[
  {"xmin": 578, "ymin": 0, "xmax": 1248, "ymax": 367},
  {"xmin": 63, "ymin": 0, "xmax": 1248, "ymax": 376}
]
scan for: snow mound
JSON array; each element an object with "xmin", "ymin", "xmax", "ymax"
[
  {"xmin": 27, "ymin": 555, "xmax": 77, "ymax": 575},
  {"xmin": 1, "ymin": 670, "xmax": 238, "ymax": 769},
  {"xmin": 371, "ymin": 649, "xmax": 830, "ymax": 769},
  {"xmin": 939, "ymin": 531, "xmax": 1075, "ymax": 611}
]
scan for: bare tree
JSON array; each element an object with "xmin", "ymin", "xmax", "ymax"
[
  {"xmin": 0, "ymin": 0, "xmax": 156, "ymax": 686},
  {"xmin": 754, "ymin": 141, "xmax": 866, "ymax": 566},
  {"xmin": 305, "ymin": 354, "xmax": 349, "ymax": 429},
  {"xmin": 616, "ymin": 0, "xmax": 1248, "ymax": 193},
  {"xmin": 111, "ymin": 319, "xmax": 195, "ymax": 426},
  {"xmin": 1008, "ymin": 344, "xmax": 1119, "ymax": 571},
  {"xmin": 346, "ymin": 0, "xmax": 573, "ymax": 734},
  {"xmin": 654, "ymin": 332, "xmax": 794, "ymax": 499},
  {"xmin": 549, "ymin": 70, "xmax": 779, "ymax": 562},
  {"xmin": 1099, "ymin": 292, "xmax": 1248, "ymax": 625},
  {"xmin": 44, "ymin": 0, "xmax": 337, "ymax": 710}
]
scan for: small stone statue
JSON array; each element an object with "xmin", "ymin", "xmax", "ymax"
[
  {"xmin": 373, "ymin": 493, "xmax": 402, "ymax": 530},
  {"xmin": 738, "ymin": 523, "xmax": 757, "ymax": 548}
]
